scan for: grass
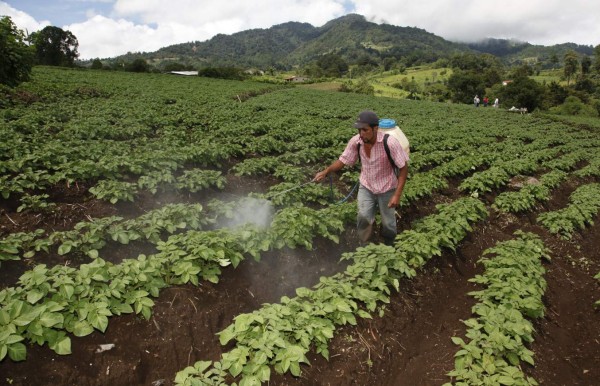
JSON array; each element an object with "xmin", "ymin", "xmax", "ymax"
[{"xmin": 530, "ymin": 68, "xmax": 565, "ymax": 85}]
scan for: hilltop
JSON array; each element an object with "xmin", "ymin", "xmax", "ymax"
[{"xmin": 109, "ymin": 14, "xmax": 593, "ymax": 70}]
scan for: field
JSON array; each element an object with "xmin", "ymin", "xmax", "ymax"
[
  {"xmin": 530, "ymin": 69, "xmax": 565, "ymax": 86},
  {"xmin": 1, "ymin": 67, "xmax": 599, "ymax": 386},
  {"xmin": 370, "ymin": 67, "xmax": 453, "ymax": 98}
]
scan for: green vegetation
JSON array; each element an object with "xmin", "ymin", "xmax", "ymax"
[
  {"xmin": 30, "ymin": 13, "xmax": 592, "ymax": 117},
  {"xmin": 0, "ymin": 66, "xmax": 599, "ymax": 385},
  {"xmin": 28, "ymin": 26, "xmax": 79, "ymax": 67},
  {"xmin": 0, "ymin": 16, "xmax": 34, "ymax": 88},
  {"xmin": 445, "ymin": 231, "xmax": 549, "ymax": 386}
]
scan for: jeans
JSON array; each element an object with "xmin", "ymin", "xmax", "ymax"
[{"xmin": 357, "ymin": 184, "xmax": 397, "ymax": 244}]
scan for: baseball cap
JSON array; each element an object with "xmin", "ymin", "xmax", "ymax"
[{"xmin": 353, "ymin": 110, "xmax": 379, "ymax": 129}]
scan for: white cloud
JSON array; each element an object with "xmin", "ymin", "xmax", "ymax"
[
  {"xmin": 3, "ymin": 0, "xmax": 599, "ymax": 60},
  {"xmin": 69, "ymin": 0, "xmax": 348, "ymax": 59},
  {"xmin": 112, "ymin": 0, "xmax": 346, "ymax": 27},
  {"xmin": 354, "ymin": 0, "xmax": 600, "ymax": 46},
  {"xmin": 0, "ymin": 2, "xmax": 50, "ymax": 34}
]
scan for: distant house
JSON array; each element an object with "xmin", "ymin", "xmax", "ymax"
[
  {"xmin": 169, "ymin": 71, "xmax": 198, "ymax": 76},
  {"xmin": 284, "ymin": 76, "xmax": 310, "ymax": 83}
]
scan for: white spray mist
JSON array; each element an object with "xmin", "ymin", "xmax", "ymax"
[{"xmin": 219, "ymin": 197, "xmax": 275, "ymax": 229}]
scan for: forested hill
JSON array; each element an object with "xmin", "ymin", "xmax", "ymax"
[
  {"xmin": 466, "ymin": 38, "xmax": 594, "ymax": 64},
  {"xmin": 115, "ymin": 14, "xmax": 594, "ymax": 70},
  {"xmin": 118, "ymin": 14, "xmax": 470, "ymax": 69}
]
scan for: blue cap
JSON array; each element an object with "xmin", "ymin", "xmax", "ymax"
[{"xmin": 379, "ymin": 119, "xmax": 396, "ymax": 129}]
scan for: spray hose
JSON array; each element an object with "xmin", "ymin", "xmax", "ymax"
[{"xmin": 335, "ymin": 180, "xmax": 359, "ymax": 204}]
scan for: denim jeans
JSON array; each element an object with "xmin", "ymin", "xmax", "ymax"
[{"xmin": 357, "ymin": 184, "xmax": 397, "ymax": 244}]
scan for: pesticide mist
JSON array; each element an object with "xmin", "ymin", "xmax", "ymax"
[{"xmin": 219, "ymin": 197, "xmax": 275, "ymax": 229}]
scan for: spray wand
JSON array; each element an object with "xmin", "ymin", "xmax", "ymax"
[{"xmin": 268, "ymin": 180, "xmax": 315, "ymax": 198}]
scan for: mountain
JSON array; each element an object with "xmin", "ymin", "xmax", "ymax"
[
  {"xmin": 467, "ymin": 38, "xmax": 594, "ymax": 65},
  {"xmin": 111, "ymin": 14, "xmax": 594, "ymax": 70},
  {"xmin": 117, "ymin": 14, "xmax": 470, "ymax": 69},
  {"xmin": 151, "ymin": 21, "xmax": 320, "ymax": 68}
]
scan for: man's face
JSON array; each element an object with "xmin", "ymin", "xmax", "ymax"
[{"xmin": 358, "ymin": 125, "xmax": 377, "ymax": 144}]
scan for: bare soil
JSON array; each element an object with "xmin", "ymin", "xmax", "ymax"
[{"xmin": 1, "ymin": 174, "xmax": 599, "ymax": 386}]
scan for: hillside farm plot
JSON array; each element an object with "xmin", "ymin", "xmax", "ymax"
[{"xmin": 1, "ymin": 67, "xmax": 599, "ymax": 386}]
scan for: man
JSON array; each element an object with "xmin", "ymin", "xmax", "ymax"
[{"xmin": 314, "ymin": 110, "xmax": 409, "ymax": 245}]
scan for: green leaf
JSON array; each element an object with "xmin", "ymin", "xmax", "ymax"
[
  {"xmin": 289, "ymin": 361, "xmax": 301, "ymax": 377},
  {"xmin": 451, "ymin": 336, "xmax": 465, "ymax": 346},
  {"xmin": 60, "ymin": 285, "xmax": 75, "ymax": 300},
  {"xmin": 39, "ymin": 312, "xmax": 63, "ymax": 328},
  {"xmin": 117, "ymin": 232, "xmax": 130, "ymax": 244},
  {"xmin": 58, "ymin": 243, "xmax": 72, "ymax": 255},
  {"xmin": 53, "ymin": 336, "xmax": 71, "ymax": 355},
  {"xmin": 0, "ymin": 344, "xmax": 7, "ymax": 361},
  {"xmin": 5, "ymin": 335, "xmax": 24, "ymax": 345},
  {"xmin": 506, "ymin": 352, "xmax": 520, "ymax": 366},
  {"xmin": 229, "ymin": 361, "xmax": 243, "ymax": 377},
  {"xmin": 8, "ymin": 342, "xmax": 26, "ymax": 361},
  {"xmin": 219, "ymin": 327, "xmax": 236, "ymax": 345},
  {"xmin": 91, "ymin": 314, "xmax": 109, "ymax": 333},
  {"xmin": 72, "ymin": 320, "xmax": 94, "ymax": 337},
  {"xmin": 0, "ymin": 310, "xmax": 9, "ymax": 324},
  {"xmin": 498, "ymin": 375, "xmax": 516, "ymax": 385},
  {"xmin": 26, "ymin": 289, "xmax": 45, "ymax": 304}
]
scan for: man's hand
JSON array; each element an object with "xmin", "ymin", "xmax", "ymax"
[
  {"xmin": 314, "ymin": 160, "xmax": 345, "ymax": 183},
  {"xmin": 388, "ymin": 195, "xmax": 400, "ymax": 208},
  {"xmin": 313, "ymin": 170, "xmax": 328, "ymax": 182}
]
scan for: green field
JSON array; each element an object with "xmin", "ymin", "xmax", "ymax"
[{"xmin": 1, "ymin": 67, "xmax": 599, "ymax": 386}]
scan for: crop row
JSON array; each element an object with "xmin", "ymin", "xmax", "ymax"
[
  {"xmin": 444, "ymin": 231, "xmax": 549, "ymax": 386},
  {"xmin": 537, "ymin": 183, "xmax": 600, "ymax": 239},
  {"xmin": 492, "ymin": 170, "xmax": 568, "ymax": 213},
  {"xmin": 174, "ymin": 197, "xmax": 488, "ymax": 385},
  {"xmin": 0, "ymin": 202, "xmax": 354, "ymax": 362}
]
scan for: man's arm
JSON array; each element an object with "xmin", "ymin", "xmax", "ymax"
[
  {"xmin": 388, "ymin": 164, "xmax": 408, "ymax": 208},
  {"xmin": 313, "ymin": 160, "xmax": 345, "ymax": 182}
]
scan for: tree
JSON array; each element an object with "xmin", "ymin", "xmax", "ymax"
[
  {"xmin": 510, "ymin": 64, "xmax": 534, "ymax": 79},
  {"xmin": 198, "ymin": 66, "xmax": 246, "ymax": 80},
  {"xmin": 125, "ymin": 58, "xmax": 149, "ymax": 72},
  {"xmin": 549, "ymin": 53, "xmax": 559, "ymax": 69},
  {"xmin": 91, "ymin": 59, "xmax": 103, "ymax": 70},
  {"xmin": 545, "ymin": 81, "xmax": 568, "ymax": 107},
  {"xmin": 339, "ymin": 77, "xmax": 374, "ymax": 95},
  {"xmin": 550, "ymin": 96, "xmax": 598, "ymax": 117},
  {"xmin": 594, "ymin": 44, "xmax": 600, "ymax": 74},
  {"xmin": 497, "ymin": 75, "xmax": 545, "ymax": 111},
  {"xmin": 580, "ymin": 56, "xmax": 592, "ymax": 75},
  {"xmin": 447, "ymin": 70, "xmax": 485, "ymax": 104},
  {"xmin": 0, "ymin": 16, "xmax": 35, "ymax": 87},
  {"xmin": 162, "ymin": 62, "xmax": 195, "ymax": 72},
  {"xmin": 30, "ymin": 26, "xmax": 79, "ymax": 66},
  {"xmin": 315, "ymin": 54, "xmax": 348, "ymax": 77},
  {"xmin": 563, "ymin": 50, "xmax": 579, "ymax": 86}
]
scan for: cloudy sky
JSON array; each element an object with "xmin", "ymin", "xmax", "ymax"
[{"xmin": 2, "ymin": 0, "xmax": 599, "ymax": 60}]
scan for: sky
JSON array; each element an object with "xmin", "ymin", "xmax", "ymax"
[{"xmin": 2, "ymin": 0, "xmax": 599, "ymax": 60}]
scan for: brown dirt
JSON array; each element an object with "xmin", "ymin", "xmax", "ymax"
[{"xmin": 1, "ymin": 175, "xmax": 599, "ymax": 386}]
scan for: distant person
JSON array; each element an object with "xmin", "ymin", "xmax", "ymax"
[
  {"xmin": 314, "ymin": 110, "xmax": 409, "ymax": 246},
  {"xmin": 474, "ymin": 95, "xmax": 480, "ymax": 107},
  {"xmin": 493, "ymin": 98, "xmax": 499, "ymax": 108},
  {"xmin": 483, "ymin": 96, "xmax": 489, "ymax": 107}
]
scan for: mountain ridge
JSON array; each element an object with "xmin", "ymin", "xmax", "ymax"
[{"xmin": 112, "ymin": 14, "xmax": 594, "ymax": 70}]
